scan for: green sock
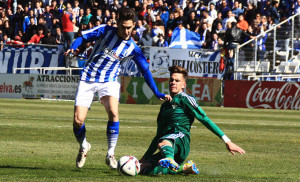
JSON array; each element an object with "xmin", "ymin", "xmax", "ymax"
[
  {"xmin": 177, "ymin": 164, "xmax": 184, "ymax": 173},
  {"xmin": 160, "ymin": 145, "xmax": 174, "ymax": 159},
  {"xmin": 143, "ymin": 165, "xmax": 177, "ymax": 175}
]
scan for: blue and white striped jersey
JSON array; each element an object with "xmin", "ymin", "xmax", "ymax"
[{"xmin": 80, "ymin": 25, "xmax": 148, "ymax": 82}]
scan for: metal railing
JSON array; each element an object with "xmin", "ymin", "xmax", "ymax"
[{"xmin": 234, "ymin": 12, "xmax": 300, "ymax": 80}]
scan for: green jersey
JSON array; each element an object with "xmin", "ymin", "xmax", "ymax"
[{"xmin": 143, "ymin": 92, "xmax": 225, "ymax": 159}]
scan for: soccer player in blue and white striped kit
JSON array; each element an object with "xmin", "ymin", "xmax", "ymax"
[{"xmin": 64, "ymin": 8, "xmax": 172, "ymax": 169}]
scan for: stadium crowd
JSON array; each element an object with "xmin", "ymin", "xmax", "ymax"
[{"xmin": 0, "ymin": 0, "xmax": 299, "ymax": 56}]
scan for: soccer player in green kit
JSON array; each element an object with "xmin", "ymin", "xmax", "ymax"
[{"xmin": 139, "ymin": 65, "xmax": 245, "ymax": 175}]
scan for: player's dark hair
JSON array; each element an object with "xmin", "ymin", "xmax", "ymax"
[
  {"xmin": 169, "ymin": 65, "xmax": 188, "ymax": 81},
  {"xmin": 118, "ymin": 8, "xmax": 136, "ymax": 23}
]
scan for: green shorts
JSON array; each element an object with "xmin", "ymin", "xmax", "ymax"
[{"xmin": 147, "ymin": 132, "xmax": 190, "ymax": 166}]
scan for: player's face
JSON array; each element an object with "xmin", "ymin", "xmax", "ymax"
[
  {"xmin": 169, "ymin": 73, "xmax": 186, "ymax": 96},
  {"xmin": 117, "ymin": 20, "xmax": 135, "ymax": 40}
]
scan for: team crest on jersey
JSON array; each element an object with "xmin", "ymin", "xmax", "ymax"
[
  {"xmin": 172, "ymin": 104, "xmax": 178, "ymax": 109},
  {"xmin": 104, "ymin": 48, "xmax": 120, "ymax": 60}
]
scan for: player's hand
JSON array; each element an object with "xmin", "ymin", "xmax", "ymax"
[
  {"xmin": 160, "ymin": 95, "xmax": 172, "ymax": 101},
  {"xmin": 64, "ymin": 49, "xmax": 74, "ymax": 56},
  {"xmin": 226, "ymin": 141, "xmax": 245, "ymax": 155}
]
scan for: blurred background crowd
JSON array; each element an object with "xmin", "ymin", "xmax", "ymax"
[{"xmin": 0, "ymin": 0, "xmax": 299, "ymax": 58}]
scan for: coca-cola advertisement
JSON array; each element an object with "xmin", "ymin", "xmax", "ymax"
[{"xmin": 224, "ymin": 80, "xmax": 300, "ymax": 110}]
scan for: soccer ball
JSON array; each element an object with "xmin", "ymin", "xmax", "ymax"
[{"xmin": 117, "ymin": 155, "xmax": 140, "ymax": 176}]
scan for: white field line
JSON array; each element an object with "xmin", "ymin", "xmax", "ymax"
[{"xmin": 0, "ymin": 122, "xmax": 300, "ymax": 127}]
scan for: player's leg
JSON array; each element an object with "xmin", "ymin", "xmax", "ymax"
[
  {"xmin": 101, "ymin": 95, "xmax": 119, "ymax": 169},
  {"xmin": 73, "ymin": 81, "xmax": 95, "ymax": 168},
  {"xmin": 140, "ymin": 153, "xmax": 177, "ymax": 175},
  {"xmin": 174, "ymin": 135, "xmax": 199, "ymax": 175},
  {"xmin": 158, "ymin": 139, "xmax": 179, "ymax": 171}
]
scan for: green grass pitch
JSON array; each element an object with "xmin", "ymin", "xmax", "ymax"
[{"xmin": 0, "ymin": 98, "xmax": 299, "ymax": 181}]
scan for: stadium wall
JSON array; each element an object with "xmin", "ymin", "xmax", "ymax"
[
  {"xmin": 0, "ymin": 74, "xmax": 222, "ymax": 107},
  {"xmin": 224, "ymin": 80, "xmax": 300, "ymax": 110}
]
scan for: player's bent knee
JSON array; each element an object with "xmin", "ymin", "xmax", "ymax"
[{"xmin": 73, "ymin": 115, "xmax": 84, "ymax": 128}]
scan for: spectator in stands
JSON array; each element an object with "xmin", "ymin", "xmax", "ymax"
[
  {"xmin": 73, "ymin": 0, "xmax": 80, "ymax": 18},
  {"xmin": 201, "ymin": 9, "xmax": 213, "ymax": 28},
  {"xmin": 160, "ymin": 5, "xmax": 169, "ymax": 28},
  {"xmin": 155, "ymin": 33, "xmax": 168, "ymax": 47},
  {"xmin": 23, "ymin": 10, "xmax": 36, "ymax": 34},
  {"xmin": 76, "ymin": 8, "xmax": 84, "ymax": 27},
  {"xmin": 222, "ymin": 10, "xmax": 237, "ymax": 31},
  {"xmin": 108, "ymin": 11, "xmax": 117, "ymax": 26},
  {"xmin": 95, "ymin": 9, "xmax": 103, "ymax": 23},
  {"xmin": 223, "ymin": 22, "xmax": 246, "ymax": 79},
  {"xmin": 208, "ymin": 3, "xmax": 217, "ymax": 20},
  {"xmin": 257, "ymin": 24, "xmax": 268, "ymax": 61},
  {"xmin": 243, "ymin": 25, "xmax": 256, "ymax": 61},
  {"xmin": 155, "ymin": 14, "xmax": 164, "ymax": 27},
  {"xmin": 61, "ymin": 7, "xmax": 76, "ymax": 50},
  {"xmin": 81, "ymin": 7, "xmax": 93, "ymax": 25},
  {"xmin": 185, "ymin": 11, "xmax": 198, "ymax": 32},
  {"xmin": 252, "ymin": 13, "xmax": 262, "ymax": 34},
  {"xmin": 2, "ymin": 20, "xmax": 13, "ymax": 39},
  {"xmin": 144, "ymin": 5, "xmax": 155, "ymax": 28},
  {"xmin": 244, "ymin": 3, "xmax": 256, "ymax": 25},
  {"xmin": 232, "ymin": 0, "xmax": 243, "ymax": 17},
  {"xmin": 183, "ymin": 2, "xmax": 195, "ymax": 17},
  {"xmin": 237, "ymin": 14, "xmax": 248, "ymax": 31},
  {"xmin": 174, "ymin": 8, "xmax": 184, "ymax": 28},
  {"xmin": 270, "ymin": 1, "xmax": 280, "ymax": 24},
  {"xmin": 165, "ymin": 28, "xmax": 173, "ymax": 45},
  {"xmin": 40, "ymin": 29, "xmax": 56, "ymax": 45},
  {"xmin": 212, "ymin": 11, "xmax": 223, "ymax": 33},
  {"xmin": 102, "ymin": 9, "xmax": 110, "ymax": 24},
  {"xmin": 109, "ymin": 0, "xmax": 122, "ymax": 12},
  {"xmin": 218, "ymin": 0, "xmax": 231, "ymax": 19},
  {"xmin": 136, "ymin": 19, "xmax": 146, "ymax": 39},
  {"xmin": 57, "ymin": 0, "xmax": 66, "ymax": 17},
  {"xmin": 33, "ymin": 1, "xmax": 44, "ymax": 17},
  {"xmin": 139, "ymin": 25, "xmax": 153, "ymax": 61},
  {"xmin": 41, "ymin": 5, "xmax": 53, "ymax": 30},
  {"xmin": 28, "ymin": 26, "xmax": 44, "ymax": 44},
  {"xmin": 166, "ymin": 12, "xmax": 176, "ymax": 31},
  {"xmin": 1, "ymin": 10, "xmax": 9, "ymax": 22},
  {"xmin": 260, "ymin": 0, "xmax": 272, "ymax": 17},
  {"xmin": 38, "ymin": 16, "xmax": 49, "ymax": 35},
  {"xmin": 151, "ymin": 22, "xmax": 164, "ymax": 44},
  {"xmin": 55, "ymin": 27, "xmax": 64, "ymax": 45},
  {"xmin": 210, "ymin": 32, "xmax": 219, "ymax": 50},
  {"xmin": 25, "ymin": 17, "xmax": 38, "ymax": 42},
  {"xmin": 199, "ymin": 22, "xmax": 211, "ymax": 49}
]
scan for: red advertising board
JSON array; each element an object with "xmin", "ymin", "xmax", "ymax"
[{"xmin": 224, "ymin": 80, "xmax": 300, "ymax": 110}]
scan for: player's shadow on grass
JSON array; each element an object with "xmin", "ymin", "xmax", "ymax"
[{"xmin": 0, "ymin": 165, "xmax": 42, "ymax": 170}]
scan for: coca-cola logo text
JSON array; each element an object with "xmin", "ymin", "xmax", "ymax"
[{"xmin": 246, "ymin": 82, "xmax": 300, "ymax": 110}]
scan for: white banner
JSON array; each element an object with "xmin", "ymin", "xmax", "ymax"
[
  {"xmin": 0, "ymin": 74, "xmax": 80, "ymax": 99},
  {"xmin": 149, "ymin": 47, "xmax": 224, "ymax": 78}
]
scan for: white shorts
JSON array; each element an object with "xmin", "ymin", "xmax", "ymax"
[{"xmin": 75, "ymin": 81, "xmax": 120, "ymax": 108}]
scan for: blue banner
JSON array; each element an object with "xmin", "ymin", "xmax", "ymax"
[{"xmin": 0, "ymin": 45, "xmax": 65, "ymax": 74}]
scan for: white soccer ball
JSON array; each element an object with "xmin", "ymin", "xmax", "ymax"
[{"xmin": 117, "ymin": 155, "xmax": 140, "ymax": 176}]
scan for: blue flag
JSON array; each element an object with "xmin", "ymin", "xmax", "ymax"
[{"xmin": 169, "ymin": 27, "xmax": 203, "ymax": 49}]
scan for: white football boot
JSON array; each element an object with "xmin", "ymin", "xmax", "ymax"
[
  {"xmin": 105, "ymin": 154, "xmax": 117, "ymax": 169},
  {"xmin": 76, "ymin": 142, "xmax": 91, "ymax": 168}
]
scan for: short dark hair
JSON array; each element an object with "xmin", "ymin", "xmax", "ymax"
[
  {"xmin": 168, "ymin": 65, "xmax": 188, "ymax": 80},
  {"xmin": 118, "ymin": 7, "xmax": 136, "ymax": 22}
]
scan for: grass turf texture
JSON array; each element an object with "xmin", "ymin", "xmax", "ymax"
[{"xmin": 0, "ymin": 98, "xmax": 299, "ymax": 182}]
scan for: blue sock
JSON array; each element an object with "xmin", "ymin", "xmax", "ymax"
[
  {"xmin": 73, "ymin": 123, "xmax": 87, "ymax": 150},
  {"xmin": 106, "ymin": 121, "xmax": 119, "ymax": 156}
]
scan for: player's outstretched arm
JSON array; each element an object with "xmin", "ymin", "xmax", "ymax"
[{"xmin": 225, "ymin": 141, "xmax": 246, "ymax": 155}]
